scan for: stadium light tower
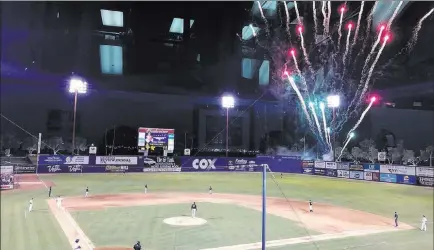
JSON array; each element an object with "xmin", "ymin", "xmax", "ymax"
[
  {"xmin": 221, "ymin": 95, "xmax": 235, "ymax": 157},
  {"xmin": 69, "ymin": 78, "xmax": 88, "ymax": 155}
]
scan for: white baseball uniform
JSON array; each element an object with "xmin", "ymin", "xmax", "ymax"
[
  {"xmin": 28, "ymin": 199, "xmax": 33, "ymax": 212},
  {"xmin": 56, "ymin": 197, "xmax": 62, "ymax": 208},
  {"xmin": 421, "ymin": 217, "xmax": 427, "ymax": 231}
]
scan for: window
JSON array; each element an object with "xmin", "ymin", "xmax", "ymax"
[
  {"xmin": 242, "ymin": 25, "xmax": 259, "ymax": 40},
  {"xmin": 241, "ymin": 58, "xmax": 260, "ymax": 79},
  {"xmin": 100, "ymin": 9, "xmax": 124, "ymax": 27},
  {"xmin": 259, "ymin": 60, "xmax": 270, "ymax": 86},
  {"xmin": 169, "ymin": 18, "xmax": 194, "ymax": 34},
  {"xmin": 99, "ymin": 45, "xmax": 123, "ymax": 75}
]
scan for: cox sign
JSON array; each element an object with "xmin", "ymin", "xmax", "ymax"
[{"xmin": 192, "ymin": 159, "xmax": 217, "ymax": 170}]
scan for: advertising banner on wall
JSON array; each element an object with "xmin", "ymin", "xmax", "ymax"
[
  {"xmin": 325, "ymin": 162, "xmax": 337, "ymax": 169},
  {"xmin": 337, "ymin": 170, "xmax": 349, "ymax": 178},
  {"xmin": 416, "ymin": 167, "xmax": 434, "ymax": 177},
  {"xmin": 15, "ymin": 166, "xmax": 37, "ymax": 174},
  {"xmin": 96, "ymin": 156, "xmax": 138, "ymax": 165},
  {"xmin": 396, "ymin": 175, "xmax": 416, "ymax": 185},
  {"xmin": 380, "ymin": 173, "xmax": 397, "ymax": 183},
  {"xmin": 1, "ymin": 165, "xmax": 14, "ymax": 174},
  {"xmin": 380, "ymin": 165, "xmax": 416, "ymax": 175},
  {"xmin": 143, "ymin": 156, "xmax": 182, "ymax": 172},
  {"xmin": 302, "ymin": 161, "xmax": 314, "ymax": 168},
  {"xmin": 38, "ymin": 155, "xmax": 89, "ymax": 165},
  {"xmin": 349, "ymin": 164, "xmax": 363, "ymax": 171},
  {"xmin": 326, "ymin": 169, "xmax": 337, "ymax": 177},
  {"xmin": 314, "ymin": 168, "xmax": 326, "ymax": 176},
  {"xmin": 350, "ymin": 171, "xmax": 364, "ymax": 180},
  {"xmin": 417, "ymin": 176, "xmax": 434, "ymax": 187},
  {"xmin": 363, "ymin": 164, "xmax": 380, "ymax": 172},
  {"xmin": 302, "ymin": 167, "xmax": 313, "ymax": 174},
  {"xmin": 255, "ymin": 156, "xmax": 302, "ymax": 173},
  {"xmin": 372, "ymin": 172, "xmax": 380, "ymax": 181},
  {"xmin": 337, "ymin": 162, "xmax": 350, "ymax": 170},
  {"xmin": 180, "ymin": 157, "xmax": 260, "ymax": 172},
  {"xmin": 314, "ymin": 161, "xmax": 326, "ymax": 169},
  {"xmin": 105, "ymin": 165, "xmax": 129, "ymax": 173},
  {"xmin": 364, "ymin": 171, "xmax": 373, "ymax": 181}
]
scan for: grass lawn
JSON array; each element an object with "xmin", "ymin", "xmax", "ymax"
[
  {"xmin": 1, "ymin": 172, "xmax": 432, "ymax": 250},
  {"xmin": 72, "ymin": 203, "xmax": 317, "ymax": 249}
]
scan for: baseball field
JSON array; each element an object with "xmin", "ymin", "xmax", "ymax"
[{"xmin": 1, "ymin": 172, "xmax": 432, "ymax": 250}]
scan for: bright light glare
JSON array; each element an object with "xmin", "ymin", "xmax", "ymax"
[
  {"xmin": 221, "ymin": 95, "xmax": 235, "ymax": 108},
  {"xmin": 326, "ymin": 95, "xmax": 340, "ymax": 108},
  {"xmin": 349, "ymin": 132, "xmax": 355, "ymax": 138},
  {"xmin": 319, "ymin": 102, "xmax": 325, "ymax": 110},
  {"xmin": 69, "ymin": 79, "xmax": 88, "ymax": 94},
  {"xmin": 370, "ymin": 96, "xmax": 377, "ymax": 102}
]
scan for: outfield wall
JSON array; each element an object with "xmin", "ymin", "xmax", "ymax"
[{"xmin": 9, "ymin": 155, "xmax": 434, "ymax": 188}]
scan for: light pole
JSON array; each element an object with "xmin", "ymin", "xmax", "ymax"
[
  {"xmin": 221, "ymin": 95, "xmax": 235, "ymax": 157},
  {"xmin": 68, "ymin": 78, "xmax": 88, "ymax": 155}
]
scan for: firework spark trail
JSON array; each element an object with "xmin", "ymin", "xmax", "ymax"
[
  {"xmin": 387, "ymin": 1, "xmax": 403, "ymax": 29},
  {"xmin": 342, "ymin": 23, "xmax": 353, "ymax": 69},
  {"xmin": 381, "ymin": 8, "xmax": 434, "ymax": 70},
  {"xmin": 352, "ymin": 1, "xmax": 365, "ymax": 46},
  {"xmin": 286, "ymin": 74, "xmax": 314, "ymax": 129},
  {"xmin": 357, "ymin": 37, "xmax": 388, "ymax": 105},
  {"xmin": 294, "ymin": 1, "xmax": 301, "ymax": 24},
  {"xmin": 309, "ymin": 103, "xmax": 324, "ymax": 142},
  {"xmin": 337, "ymin": 7, "xmax": 345, "ymax": 48},
  {"xmin": 284, "ymin": 2, "xmax": 291, "ymax": 39},
  {"xmin": 322, "ymin": 2, "xmax": 327, "ymax": 34},
  {"xmin": 327, "ymin": 1, "xmax": 332, "ymax": 34},
  {"xmin": 347, "ymin": 97, "xmax": 376, "ymax": 144},
  {"xmin": 299, "ymin": 30, "xmax": 315, "ymax": 75},
  {"xmin": 257, "ymin": 1, "xmax": 271, "ymax": 38},
  {"xmin": 312, "ymin": 2, "xmax": 318, "ymax": 37},
  {"xmin": 319, "ymin": 103, "xmax": 331, "ymax": 150},
  {"xmin": 249, "ymin": 24, "xmax": 257, "ymax": 37},
  {"xmin": 354, "ymin": 1, "xmax": 378, "ymax": 67},
  {"xmin": 291, "ymin": 50, "xmax": 308, "ymax": 90},
  {"xmin": 338, "ymin": 135, "xmax": 353, "ymax": 160},
  {"xmin": 407, "ymin": 8, "xmax": 434, "ymax": 51},
  {"xmin": 361, "ymin": 25, "xmax": 385, "ymax": 77}
]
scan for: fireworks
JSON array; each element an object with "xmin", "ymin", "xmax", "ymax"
[{"xmin": 248, "ymin": 1, "xmax": 430, "ymax": 156}]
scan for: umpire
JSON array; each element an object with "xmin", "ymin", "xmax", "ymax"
[{"xmin": 133, "ymin": 241, "xmax": 141, "ymax": 250}]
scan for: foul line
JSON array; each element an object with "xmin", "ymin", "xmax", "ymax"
[
  {"xmin": 201, "ymin": 229, "xmax": 400, "ymax": 250},
  {"xmin": 37, "ymin": 174, "xmax": 94, "ymax": 250}
]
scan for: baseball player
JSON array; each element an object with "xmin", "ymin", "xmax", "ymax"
[
  {"xmin": 394, "ymin": 212, "xmax": 399, "ymax": 227},
  {"xmin": 191, "ymin": 202, "xmax": 197, "ymax": 218},
  {"xmin": 421, "ymin": 215, "xmax": 427, "ymax": 231},
  {"xmin": 48, "ymin": 186, "xmax": 52, "ymax": 197},
  {"xmin": 309, "ymin": 200, "xmax": 313, "ymax": 213},
  {"xmin": 133, "ymin": 241, "xmax": 142, "ymax": 250},
  {"xmin": 56, "ymin": 196, "xmax": 62, "ymax": 209},
  {"xmin": 209, "ymin": 185, "xmax": 213, "ymax": 194},
  {"xmin": 73, "ymin": 239, "xmax": 81, "ymax": 249},
  {"xmin": 28, "ymin": 198, "xmax": 34, "ymax": 212},
  {"xmin": 281, "ymin": 173, "xmax": 283, "ymax": 179},
  {"xmin": 85, "ymin": 187, "xmax": 89, "ymax": 198},
  {"xmin": 145, "ymin": 184, "xmax": 148, "ymax": 194}
]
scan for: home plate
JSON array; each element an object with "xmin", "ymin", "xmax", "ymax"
[{"xmin": 163, "ymin": 216, "xmax": 207, "ymax": 226}]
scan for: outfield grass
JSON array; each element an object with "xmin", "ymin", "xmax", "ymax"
[
  {"xmin": 1, "ymin": 173, "xmax": 433, "ymax": 250},
  {"xmin": 72, "ymin": 203, "xmax": 317, "ymax": 249}
]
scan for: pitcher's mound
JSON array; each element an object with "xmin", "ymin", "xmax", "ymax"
[{"xmin": 163, "ymin": 216, "xmax": 207, "ymax": 226}]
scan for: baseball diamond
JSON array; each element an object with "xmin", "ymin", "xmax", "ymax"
[{"xmin": 1, "ymin": 172, "xmax": 432, "ymax": 250}]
